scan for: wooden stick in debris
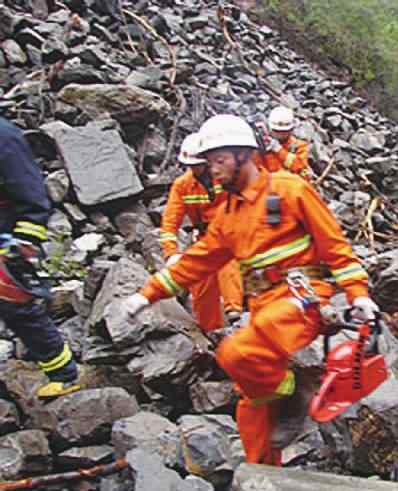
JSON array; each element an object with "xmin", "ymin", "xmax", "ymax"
[
  {"xmin": 217, "ymin": 5, "xmax": 250, "ymax": 72},
  {"xmin": 122, "ymin": 9, "xmax": 177, "ymax": 85},
  {"xmin": 258, "ymin": 76, "xmax": 283, "ymax": 102},
  {"xmin": 355, "ymin": 196, "xmax": 379, "ymax": 244},
  {"xmin": 359, "ymin": 173, "xmax": 398, "ymax": 220},
  {"xmin": 119, "ymin": 2, "xmax": 138, "ymax": 56},
  {"xmin": 315, "ymin": 157, "xmax": 335, "ymax": 186},
  {"xmin": 121, "ymin": 10, "xmax": 154, "ymax": 65},
  {"xmin": 160, "ymin": 87, "xmax": 187, "ymax": 171},
  {"xmin": 365, "ymin": 197, "xmax": 379, "ymax": 252},
  {"xmin": 374, "ymin": 231, "xmax": 398, "ymax": 241},
  {"xmin": 217, "ymin": 5, "xmax": 238, "ymax": 49},
  {"xmin": 54, "ymin": 0, "xmax": 69, "ymax": 9},
  {"xmin": 0, "ymin": 459, "xmax": 128, "ymax": 491}
]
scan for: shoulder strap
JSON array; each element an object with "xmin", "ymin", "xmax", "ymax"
[{"xmin": 265, "ymin": 173, "xmax": 282, "ymax": 226}]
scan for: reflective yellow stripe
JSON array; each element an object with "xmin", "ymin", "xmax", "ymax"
[
  {"xmin": 154, "ymin": 269, "xmax": 185, "ymax": 296},
  {"xmin": 240, "ymin": 235, "xmax": 312, "ymax": 274},
  {"xmin": 250, "ymin": 370, "xmax": 295, "ymax": 406},
  {"xmin": 183, "ymin": 186, "xmax": 223, "ymax": 204},
  {"xmin": 159, "ymin": 232, "xmax": 177, "ymax": 243},
  {"xmin": 14, "ymin": 221, "xmax": 47, "ymax": 241},
  {"xmin": 300, "ymin": 168, "xmax": 310, "ymax": 177},
  {"xmin": 284, "ymin": 152, "xmax": 295, "ymax": 169},
  {"xmin": 331, "ymin": 263, "xmax": 368, "ymax": 284},
  {"xmin": 39, "ymin": 344, "xmax": 72, "ymax": 373},
  {"xmin": 183, "ymin": 197, "xmax": 212, "ymax": 204}
]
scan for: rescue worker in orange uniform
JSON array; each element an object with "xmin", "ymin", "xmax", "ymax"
[
  {"xmin": 160, "ymin": 133, "xmax": 243, "ymax": 332},
  {"xmin": 257, "ymin": 106, "xmax": 311, "ymax": 180},
  {"xmin": 123, "ymin": 115, "xmax": 378, "ymax": 466}
]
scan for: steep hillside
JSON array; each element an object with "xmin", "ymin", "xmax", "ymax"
[{"xmin": 251, "ymin": 0, "xmax": 398, "ymax": 120}]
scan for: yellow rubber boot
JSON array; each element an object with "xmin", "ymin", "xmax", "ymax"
[{"xmin": 37, "ymin": 380, "xmax": 81, "ymax": 399}]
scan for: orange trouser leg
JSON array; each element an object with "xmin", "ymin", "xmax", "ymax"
[
  {"xmin": 216, "ymin": 297, "xmax": 321, "ymax": 464},
  {"xmin": 190, "ymin": 274, "xmax": 223, "ymax": 332},
  {"xmin": 236, "ymin": 398, "xmax": 281, "ymax": 465},
  {"xmin": 217, "ymin": 259, "xmax": 243, "ymax": 313}
]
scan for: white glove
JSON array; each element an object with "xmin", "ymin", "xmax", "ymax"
[
  {"xmin": 207, "ymin": 325, "xmax": 239, "ymax": 347},
  {"xmin": 123, "ymin": 293, "xmax": 150, "ymax": 318},
  {"xmin": 166, "ymin": 253, "xmax": 182, "ymax": 267},
  {"xmin": 225, "ymin": 310, "xmax": 242, "ymax": 327},
  {"xmin": 352, "ymin": 296, "xmax": 379, "ymax": 321},
  {"xmin": 266, "ymin": 138, "xmax": 282, "ymax": 153},
  {"xmin": 166, "ymin": 253, "xmax": 182, "ymax": 268}
]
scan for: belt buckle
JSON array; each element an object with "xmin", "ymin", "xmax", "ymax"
[
  {"xmin": 286, "ymin": 269, "xmax": 320, "ymax": 305},
  {"xmin": 245, "ymin": 269, "xmax": 263, "ymax": 297},
  {"xmin": 286, "ymin": 269, "xmax": 307, "ymax": 288}
]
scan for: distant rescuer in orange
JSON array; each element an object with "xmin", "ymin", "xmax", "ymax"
[
  {"xmin": 122, "ymin": 115, "xmax": 378, "ymax": 466},
  {"xmin": 159, "ymin": 132, "xmax": 243, "ymax": 332},
  {"xmin": 256, "ymin": 105, "xmax": 311, "ymax": 180}
]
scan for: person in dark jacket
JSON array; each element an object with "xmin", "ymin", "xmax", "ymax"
[{"xmin": 0, "ymin": 117, "xmax": 80, "ymax": 399}]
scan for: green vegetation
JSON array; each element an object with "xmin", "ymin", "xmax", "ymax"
[
  {"xmin": 43, "ymin": 232, "xmax": 88, "ymax": 280},
  {"xmin": 255, "ymin": 0, "xmax": 398, "ymax": 118}
]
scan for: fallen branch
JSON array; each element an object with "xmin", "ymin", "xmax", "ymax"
[
  {"xmin": 122, "ymin": 9, "xmax": 177, "ymax": 84},
  {"xmin": 54, "ymin": 0, "xmax": 69, "ymax": 9},
  {"xmin": 194, "ymin": 49, "xmax": 222, "ymax": 71},
  {"xmin": 359, "ymin": 173, "xmax": 398, "ymax": 220},
  {"xmin": 217, "ymin": 5, "xmax": 250, "ymax": 72},
  {"xmin": 374, "ymin": 231, "xmax": 398, "ymax": 241},
  {"xmin": 365, "ymin": 197, "xmax": 379, "ymax": 252},
  {"xmin": 160, "ymin": 87, "xmax": 187, "ymax": 171},
  {"xmin": 118, "ymin": 2, "xmax": 138, "ymax": 57},
  {"xmin": 258, "ymin": 75, "xmax": 283, "ymax": 102},
  {"xmin": 355, "ymin": 197, "xmax": 379, "ymax": 250},
  {"xmin": 0, "ymin": 459, "xmax": 128, "ymax": 491},
  {"xmin": 315, "ymin": 157, "xmax": 335, "ymax": 186},
  {"xmin": 217, "ymin": 5, "xmax": 238, "ymax": 49}
]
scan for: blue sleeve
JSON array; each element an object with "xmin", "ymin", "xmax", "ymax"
[{"xmin": 0, "ymin": 119, "xmax": 51, "ymax": 243}]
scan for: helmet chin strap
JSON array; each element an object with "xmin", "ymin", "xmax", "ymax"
[{"xmin": 194, "ymin": 166, "xmax": 215, "ymax": 201}]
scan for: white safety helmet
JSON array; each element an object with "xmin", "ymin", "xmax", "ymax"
[
  {"xmin": 178, "ymin": 133, "xmax": 207, "ymax": 166},
  {"xmin": 268, "ymin": 106, "xmax": 295, "ymax": 132},
  {"xmin": 197, "ymin": 114, "xmax": 259, "ymax": 155}
]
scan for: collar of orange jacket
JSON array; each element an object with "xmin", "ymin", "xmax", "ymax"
[
  {"xmin": 281, "ymin": 134, "xmax": 295, "ymax": 147},
  {"xmin": 237, "ymin": 168, "xmax": 270, "ymax": 203}
]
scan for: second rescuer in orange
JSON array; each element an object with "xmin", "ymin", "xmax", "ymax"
[
  {"xmin": 257, "ymin": 105, "xmax": 311, "ymax": 180},
  {"xmin": 160, "ymin": 133, "xmax": 243, "ymax": 332},
  {"xmin": 124, "ymin": 115, "xmax": 379, "ymax": 467}
]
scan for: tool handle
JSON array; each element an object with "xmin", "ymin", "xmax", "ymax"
[{"xmin": 323, "ymin": 309, "xmax": 382, "ymax": 359}]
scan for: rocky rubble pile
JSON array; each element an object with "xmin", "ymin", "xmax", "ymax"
[{"xmin": 0, "ymin": 0, "xmax": 398, "ymax": 490}]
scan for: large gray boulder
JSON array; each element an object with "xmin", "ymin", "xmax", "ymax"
[
  {"xmin": 232, "ymin": 464, "xmax": 398, "ymax": 490},
  {"xmin": 55, "ymin": 122, "xmax": 143, "ymax": 205}
]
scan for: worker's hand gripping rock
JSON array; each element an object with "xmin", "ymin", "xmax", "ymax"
[
  {"xmin": 123, "ymin": 293, "xmax": 150, "ymax": 319},
  {"xmin": 254, "ymin": 121, "xmax": 282, "ymax": 153}
]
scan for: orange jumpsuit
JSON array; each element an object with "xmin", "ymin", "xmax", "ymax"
[
  {"xmin": 160, "ymin": 168, "xmax": 243, "ymax": 332},
  {"xmin": 260, "ymin": 135, "xmax": 310, "ymax": 180},
  {"xmin": 143, "ymin": 169, "xmax": 368, "ymax": 465}
]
